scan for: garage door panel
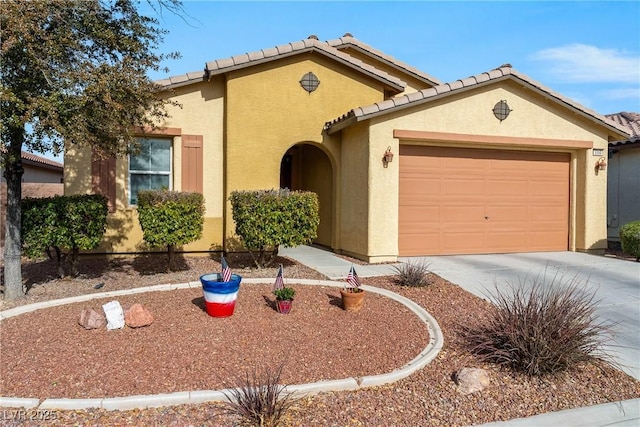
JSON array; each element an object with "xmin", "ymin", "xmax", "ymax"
[
  {"xmin": 442, "ymin": 232, "xmax": 485, "ymax": 252},
  {"xmin": 444, "ymin": 179, "xmax": 485, "ymax": 196},
  {"xmin": 486, "ymin": 206, "xmax": 527, "ymax": 220},
  {"xmin": 399, "ymin": 233, "xmax": 441, "ymax": 255},
  {"xmin": 443, "ymin": 205, "xmax": 485, "ymax": 222},
  {"xmin": 399, "ymin": 146, "xmax": 569, "ymax": 255}
]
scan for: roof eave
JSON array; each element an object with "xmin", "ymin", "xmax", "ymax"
[{"xmin": 205, "ymin": 45, "xmax": 405, "ymax": 93}]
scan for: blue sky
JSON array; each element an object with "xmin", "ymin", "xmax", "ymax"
[
  {"xmin": 41, "ymin": 1, "xmax": 640, "ymax": 162},
  {"xmin": 146, "ymin": 0, "xmax": 639, "ymax": 114}
]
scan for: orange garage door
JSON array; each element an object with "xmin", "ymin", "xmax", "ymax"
[{"xmin": 399, "ymin": 146, "xmax": 570, "ymax": 256}]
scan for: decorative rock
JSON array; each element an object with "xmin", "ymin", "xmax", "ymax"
[
  {"xmin": 103, "ymin": 300, "xmax": 125, "ymax": 330},
  {"xmin": 78, "ymin": 309, "xmax": 106, "ymax": 330},
  {"xmin": 454, "ymin": 368, "xmax": 491, "ymax": 395},
  {"xmin": 125, "ymin": 303, "xmax": 154, "ymax": 328}
]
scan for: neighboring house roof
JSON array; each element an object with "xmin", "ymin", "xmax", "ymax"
[
  {"xmin": 21, "ymin": 151, "xmax": 64, "ymax": 170},
  {"xmin": 324, "ymin": 65, "xmax": 631, "ymax": 140},
  {"xmin": 326, "ymin": 34, "xmax": 441, "ymax": 87},
  {"xmin": 156, "ymin": 35, "xmax": 407, "ymax": 93},
  {"xmin": 606, "ymin": 112, "xmax": 640, "ymax": 146}
]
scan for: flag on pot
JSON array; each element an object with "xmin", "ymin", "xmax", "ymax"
[
  {"xmin": 221, "ymin": 254, "xmax": 231, "ymax": 282},
  {"xmin": 274, "ymin": 264, "xmax": 284, "ymax": 291},
  {"xmin": 346, "ymin": 265, "xmax": 361, "ymax": 288}
]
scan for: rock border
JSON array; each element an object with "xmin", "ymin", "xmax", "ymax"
[{"xmin": 0, "ymin": 278, "xmax": 444, "ymax": 411}]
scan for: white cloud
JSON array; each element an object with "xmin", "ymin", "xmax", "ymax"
[
  {"xmin": 600, "ymin": 87, "xmax": 640, "ymax": 101},
  {"xmin": 531, "ymin": 44, "xmax": 640, "ymax": 84}
]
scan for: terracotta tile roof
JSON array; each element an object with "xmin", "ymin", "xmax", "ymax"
[
  {"xmin": 606, "ymin": 112, "xmax": 640, "ymax": 146},
  {"xmin": 325, "ymin": 34, "xmax": 441, "ymax": 87},
  {"xmin": 202, "ymin": 36, "xmax": 406, "ymax": 93},
  {"xmin": 155, "ymin": 36, "xmax": 410, "ymax": 93},
  {"xmin": 154, "ymin": 71, "xmax": 205, "ymax": 89},
  {"xmin": 324, "ymin": 65, "xmax": 631, "ymax": 139},
  {"xmin": 21, "ymin": 151, "xmax": 63, "ymax": 169}
]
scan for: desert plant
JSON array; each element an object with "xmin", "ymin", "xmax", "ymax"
[
  {"xmin": 136, "ymin": 190, "xmax": 205, "ymax": 271},
  {"xmin": 393, "ymin": 261, "xmax": 432, "ymax": 287},
  {"xmin": 229, "ymin": 189, "xmax": 319, "ymax": 268},
  {"xmin": 21, "ymin": 195, "xmax": 108, "ymax": 277},
  {"xmin": 465, "ymin": 274, "xmax": 615, "ymax": 376},
  {"xmin": 220, "ymin": 364, "xmax": 296, "ymax": 427},
  {"xmin": 620, "ymin": 220, "xmax": 640, "ymax": 261},
  {"xmin": 273, "ymin": 287, "xmax": 295, "ymax": 301}
]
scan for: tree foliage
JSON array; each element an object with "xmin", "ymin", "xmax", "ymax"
[
  {"xmin": 137, "ymin": 190, "xmax": 205, "ymax": 272},
  {"xmin": 1, "ymin": 0, "xmax": 181, "ymax": 299},
  {"xmin": 230, "ymin": 189, "xmax": 320, "ymax": 268},
  {"xmin": 21, "ymin": 195, "xmax": 108, "ymax": 278}
]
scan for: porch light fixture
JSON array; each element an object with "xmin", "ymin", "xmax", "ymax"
[
  {"xmin": 300, "ymin": 71, "xmax": 320, "ymax": 93},
  {"xmin": 595, "ymin": 157, "xmax": 607, "ymax": 173},
  {"xmin": 382, "ymin": 146, "xmax": 394, "ymax": 168},
  {"xmin": 492, "ymin": 100, "xmax": 512, "ymax": 121}
]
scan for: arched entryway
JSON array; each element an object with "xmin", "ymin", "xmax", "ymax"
[{"xmin": 280, "ymin": 144, "xmax": 333, "ymax": 247}]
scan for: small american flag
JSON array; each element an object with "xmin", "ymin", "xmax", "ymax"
[
  {"xmin": 274, "ymin": 264, "xmax": 284, "ymax": 291},
  {"xmin": 221, "ymin": 254, "xmax": 232, "ymax": 282},
  {"xmin": 346, "ymin": 265, "xmax": 361, "ymax": 288}
]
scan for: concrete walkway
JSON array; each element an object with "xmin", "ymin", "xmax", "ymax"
[{"xmin": 280, "ymin": 245, "xmax": 640, "ymax": 427}]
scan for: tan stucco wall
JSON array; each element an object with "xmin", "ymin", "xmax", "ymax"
[
  {"xmin": 63, "ymin": 79, "xmax": 226, "ymax": 253},
  {"xmin": 224, "ymin": 52, "xmax": 385, "ymax": 246},
  {"xmin": 339, "ymin": 122, "xmax": 370, "ymax": 258},
  {"xmin": 358, "ymin": 81, "xmax": 612, "ymax": 259}
]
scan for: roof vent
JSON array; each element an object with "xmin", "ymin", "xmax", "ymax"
[
  {"xmin": 343, "ymin": 32, "xmax": 353, "ymax": 37},
  {"xmin": 497, "ymin": 63, "xmax": 512, "ymax": 69},
  {"xmin": 307, "ymin": 34, "xmax": 319, "ymax": 40}
]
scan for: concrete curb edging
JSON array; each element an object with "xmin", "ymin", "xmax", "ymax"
[{"xmin": 0, "ymin": 278, "xmax": 443, "ymax": 411}]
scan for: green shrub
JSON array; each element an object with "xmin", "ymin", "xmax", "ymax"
[
  {"xmin": 137, "ymin": 190, "xmax": 205, "ymax": 271},
  {"xmin": 393, "ymin": 261, "xmax": 432, "ymax": 287},
  {"xmin": 220, "ymin": 364, "xmax": 295, "ymax": 427},
  {"xmin": 274, "ymin": 287, "xmax": 295, "ymax": 301},
  {"xmin": 465, "ymin": 275, "xmax": 614, "ymax": 376},
  {"xmin": 620, "ymin": 220, "xmax": 640, "ymax": 261},
  {"xmin": 21, "ymin": 195, "xmax": 108, "ymax": 277},
  {"xmin": 229, "ymin": 189, "xmax": 319, "ymax": 268}
]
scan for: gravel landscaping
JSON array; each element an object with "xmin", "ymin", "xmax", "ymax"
[{"xmin": 1, "ymin": 253, "xmax": 639, "ymax": 426}]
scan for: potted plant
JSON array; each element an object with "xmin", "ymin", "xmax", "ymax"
[
  {"xmin": 274, "ymin": 286, "xmax": 295, "ymax": 314},
  {"xmin": 341, "ymin": 266, "xmax": 365, "ymax": 312},
  {"xmin": 273, "ymin": 264, "xmax": 294, "ymax": 314}
]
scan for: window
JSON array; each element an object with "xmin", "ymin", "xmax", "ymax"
[{"xmin": 129, "ymin": 137, "xmax": 172, "ymax": 205}]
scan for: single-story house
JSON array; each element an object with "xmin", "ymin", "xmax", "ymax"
[
  {"xmin": 1, "ymin": 151, "xmax": 64, "ymax": 245},
  {"xmin": 605, "ymin": 112, "xmax": 640, "ymax": 245},
  {"xmin": 64, "ymin": 34, "xmax": 630, "ymax": 262}
]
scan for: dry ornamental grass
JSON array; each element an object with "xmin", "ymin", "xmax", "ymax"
[{"xmin": 0, "ymin": 253, "xmax": 638, "ymax": 426}]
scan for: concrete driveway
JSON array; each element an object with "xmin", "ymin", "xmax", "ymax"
[{"xmin": 400, "ymin": 252, "xmax": 640, "ymax": 380}]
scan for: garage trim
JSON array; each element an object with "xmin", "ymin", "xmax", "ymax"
[{"xmin": 393, "ymin": 129, "xmax": 593, "ymax": 149}]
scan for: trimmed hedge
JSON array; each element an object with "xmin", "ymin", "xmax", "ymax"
[
  {"xmin": 620, "ymin": 220, "xmax": 640, "ymax": 261},
  {"xmin": 137, "ymin": 190, "xmax": 205, "ymax": 271},
  {"xmin": 230, "ymin": 189, "xmax": 319, "ymax": 268},
  {"xmin": 21, "ymin": 194, "xmax": 108, "ymax": 277}
]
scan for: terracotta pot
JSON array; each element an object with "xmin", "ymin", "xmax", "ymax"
[
  {"xmin": 276, "ymin": 299, "xmax": 293, "ymax": 314},
  {"xmin": 340, "ymin": 288, "xmax": 365, "ymax": 312}
]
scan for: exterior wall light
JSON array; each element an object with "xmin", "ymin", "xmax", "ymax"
[
  {"xmin": 493, "ymin": 100, "xmax": 512, "ymax": 121},
  {"xmin": 595, "ymin": 157, "xmax": 607, "ymax": 173},
  {"xmin": 382, "ymin": 146, "xmax": 394, "ymax": 168}
]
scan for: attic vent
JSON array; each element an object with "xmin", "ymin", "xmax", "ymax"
[
  {"xmin": 493, "ymin": 100, "xmax": 512, "ymax": 122},
  {"xmin": 300, "ymin": 72, "xmax": 320, "ymax": 93}
]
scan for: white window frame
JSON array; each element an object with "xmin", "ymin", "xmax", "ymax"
[{"xmin": 128, "ymin": 137, "xmax": 173, "ymax": 206}]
